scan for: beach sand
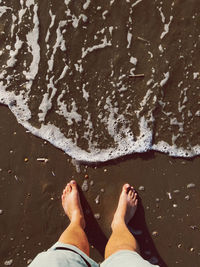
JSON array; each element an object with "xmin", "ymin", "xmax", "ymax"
[{"xmin": 0, "ymin": 104, "xmax": 200, "ymax": 267}]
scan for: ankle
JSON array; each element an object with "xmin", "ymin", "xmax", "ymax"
[
  {"xmin": 70, "ymin": 215, "xmax": 85, "ymax": 229},
  {"xmin": 111, "ymin": 217, "xmax": 126, "ymax": 232}
]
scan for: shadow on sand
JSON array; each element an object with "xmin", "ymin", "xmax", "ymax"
[
  {"xmin": 79, "ymin": 188, "xmax": 108, "ymax": 258},
  {"xmin": 129, "ymin": 195, "xmax": 167, "ymax": 267}
]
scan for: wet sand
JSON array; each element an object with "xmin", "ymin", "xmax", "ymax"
[{"xmin": 0, "ymin": 104, "xmax": 200, "ymax": 267}]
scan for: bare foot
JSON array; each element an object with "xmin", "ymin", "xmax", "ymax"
[
  {"xmin": 111, "ymin": 184, "xmax": 138, "ymax": 230},
  {"xmin": 61, "ymin": 180, "xmax": 85, "ymax": 229}
]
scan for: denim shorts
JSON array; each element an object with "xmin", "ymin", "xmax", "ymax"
[{"xmin": 28, "ymin": 242, "xmax": 159, "ymax": 267}]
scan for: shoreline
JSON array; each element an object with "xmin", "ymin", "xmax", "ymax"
[{"xmin": 0, "ymin": 105, "xmax": 200, "ymax": 267}]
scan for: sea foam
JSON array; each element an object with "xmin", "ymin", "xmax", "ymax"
[{"xmin": 0, "ymin": 0, "xmax": 200, "ymax": 162}]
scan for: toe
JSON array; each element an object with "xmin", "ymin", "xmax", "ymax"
[
  {"xmin": 133, "ymin": 192, "xmax": 137, "ymax": 202},
  {"xmin": 70, "ymin": 180, "xmax": 78, "ymax": 191},
  {"xmin": 131, "ymin": 186, "xmax": 135, "ymax": 194},
  {"xmin": 122, "ymin": 183, "xmax": 130, "ymax": 193},
  {"xmin": 66, "ymin": 183, "xmax": 72, "ymax": 193},
  {"xmin": 128, "ymin": 189, "xmax": 134, "ymax": 199}
]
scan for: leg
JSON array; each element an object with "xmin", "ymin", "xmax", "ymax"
[
  {"xmin": 105, "ymin": 184, "xmax": 139, "ymax": 259},
  {"xmin": 58, "ymin": 180, "xmax": 90, "ymax": 256}
]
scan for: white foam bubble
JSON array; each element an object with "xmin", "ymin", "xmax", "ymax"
[
  {"xmin": 160, "ymin": 16, "xmax": 173, "ymax": 39},
  {"xmin": 132, "ymin": 0, "xmax": 143, "ymax": 8},
  {"xmin": 83, "ymin": 0, "xmax": 91, "ymax": 10},
  {"xmin": 82, "ymin": 35, "xmax": 112, "ymax": 58},
  {"xmin": 82, "ymin": 84, "xmax": 89, "ymax": 101},
  {"xmin": 45, "ymin": 10, "xmax": 56, "ymax": 43},
  {"xmin": 0, "ymin": 6, "xmax": 11, "ymax": 17},
  {"xmin": 158, "ymin": 44, "xmax": 164, "ymax": 53},
  {"xmin": 11, "ymin": 14, "xmax": 17, "ymax": 37},
  {"xmin": 7, "ymin": 37, "xmax": 23, "ymax": 67},
  {"xmin": 26, "ymin": 0, "xmax": 34, "ymax": 8},
  {"xmin": 153, "ymin": 141, "xmax": 200, "ymax": 158},
  {"xmin": 0, "ymin": 1, "xmax": 200, "ymax": 163},
  {"xmin": 102, "ymin": 10, "xmax": 108, "ymax": 20},
  {"xmin": 160, "ymin": 72, "xmax": 169, "ymax": 87},
  {"xmin": 23, "ymin": 4, "xmax": 40, "ymax": 80},
  {"xmin": 193, "ymin": 72, "xmax": 199, "ymax": 79}
]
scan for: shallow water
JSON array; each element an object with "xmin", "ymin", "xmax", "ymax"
[{"xmin": 0, "ymin": 0, "xmax": 199, "ymax": 162}]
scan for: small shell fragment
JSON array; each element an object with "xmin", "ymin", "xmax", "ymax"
[
  {"xmin": 173, "ymin": 190, "xmax": 180, "ymax": 194},
  {"xmin": 81, "ymin": 180, "xmax": 89, "ymax": 192},
  {"xmin": 187, "ymin": 183, "xmax": 196, "ymax": 189},
  {"xmin": 94, "ymin": 213, "xmax": 101, "ymax": 220},
  {"xmin": 152, "ymin": 231, "xmax": 158, "ymax": 237},
  {"xmin": 4, "ymin": 259, "xmax": 13, "ymax": 266},
  {"xmin": 138, "ymin": 186, "xmax": 145, "ymax": 191},
  {"xmin": 95, "ymin": 195, "xmax": 100, "ymax": 204},
  {"xmin": 166, "ymin": 192, "xmax": 172, "ymax": 199},
  {"xmin": 190, "ymin": 225, "xmax": 198, "ymax": 230},
  {"xmin": 37, "ymin": 158, "xmax": 48, "ymax": 163},
  {"xmin": 185, "ymin": 195, "xmax": 190, "ymax": 200}
]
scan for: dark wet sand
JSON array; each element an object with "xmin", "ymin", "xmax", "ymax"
[{"xmin": 0, "ymin": 104, "xmax": 200, "ymax": 267}]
